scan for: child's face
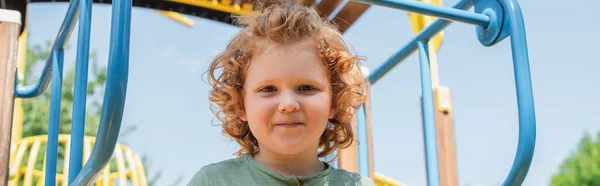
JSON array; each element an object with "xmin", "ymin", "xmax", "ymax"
[{"xmin": 240, "ymin": 40, "xmax": 335, "ymax": 156}]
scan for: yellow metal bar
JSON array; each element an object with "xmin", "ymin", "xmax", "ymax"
[
  {"xmin": 24, "ymin": 139, "xmax": 41, "ymax": 186},
  {"xmin": 9, "ymin": 141, "xmax": 28, "ymax": 186},
  {"xmin": 11, "ymin": 28, "xmax": 27, "ymax": 143},
  {"xmin": 62, "ymin": 137, "xmax": 71, "ymax": 186},
  {"xmin": 115, "ymin": 146, "xmax": 127, "ymax": 185},
  {"xmin": 374, "ymin": 172, "xmax": 407, "ymax": 186},
  {"xmin": 124, "ymin": 148, "xmax": 141, "ymax": 186},
  {"xmin": 157, "ymin": 10, "xmax": 195, "ymax": 27},
  {"xmin": 7, "ymin": 25, "xmax": 26, "ymax": 186},
  {"xmin": 168, "ymin": 0, "xmax": 256, "ymax": 15},
  {"xmin": 40, "ymin": 147, "xmax": 47, "ymax": 186},
  {"xmin": 7, "ymin": 143, "xmax": 17, "ymax": 186},
  {"xmin": 134, "ymin": 152, "xmax": 148, "ymax": 186}
]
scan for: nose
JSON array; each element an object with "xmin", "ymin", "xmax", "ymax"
[{"xmin": 277, "ymin": 90, "xmax": 300, "ymax": 113}]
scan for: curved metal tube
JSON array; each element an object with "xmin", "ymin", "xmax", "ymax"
[
  {"xmin": 69, "ymin": 0, "xmax": 132, "ymax": 185},
  {"xmin": 499, "ymin": 0, "xmax": 536, "ymax": 185},
  {"xmin": 358, "ymin": 0, "xmax": 535, "ymax": 185},
  {"xmin": 15, "ymin": 0, "xmax": 80, "ymax": 98}
]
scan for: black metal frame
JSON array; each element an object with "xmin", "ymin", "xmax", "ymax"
[{"xmin": 2, "ymin": 0, "xmax": 239, "ymax": 36}]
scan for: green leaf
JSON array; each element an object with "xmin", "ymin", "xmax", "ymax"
[{"xmin": 551, "ymin": 130, "xmax": 600, "ymax": 186}]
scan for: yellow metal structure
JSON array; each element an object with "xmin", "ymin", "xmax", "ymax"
[
  {"xmin": 155, "ymin": 0, "xmax": 259, "ymax": 30},
  {"xmin": 374, "ymin": 172, "xmax": 407, "ymax": 186},
  {"xmin": 157, "ymin": 10, "xmax": 196, "ymax": 27},
  {"xmin": 8, "ymin": 135, "xmax": 147, "ymax": 186},
  {"xmin": 11, "ymin": 27, "xmax": 27, "ymax": 143},
  {"xmin": 169, "ymin": 0, "xmax": 256, "ymax": 15}
]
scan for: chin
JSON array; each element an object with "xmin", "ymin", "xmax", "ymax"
[{"xmin": 272, "ymin": 143, "xmax": 310, "ymax": 155}]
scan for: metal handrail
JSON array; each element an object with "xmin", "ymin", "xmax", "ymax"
[
  {"xmin": 12, "ymin": 0, "xmax": 132, "ymax": 185},
  {"xmin": 353, "ymin": 0, "xmax": 536, "ymax": 185},
  {"xmin": 15, "ymin": 0, "xmax": 80, "ymax": 98},
  {"xmin": 70, "ymin": 0, "xmax": 132, "ymax": 185}
]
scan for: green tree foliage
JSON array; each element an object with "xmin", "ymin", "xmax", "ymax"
[
  {"xmin": 550, "ymin": 130, "xmax": 600, "ymax": 186},
  {"xmin": 21, "ymin": 41, "xmax": 104, "ymax": 139}
]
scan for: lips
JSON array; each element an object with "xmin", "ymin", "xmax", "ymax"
[{"xmin": 275, "ymin": 122, "xmax": 304, "ymax": 127}]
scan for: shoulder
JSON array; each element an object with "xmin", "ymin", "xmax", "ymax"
[
  {"xmin": 328, "ymin": 168, "xmax": 376, "ymax": 186},
  {"xmin": 198, "ymin": 155, "xmax": 248, "ymax": 174},
  {"xmin": 187, "ymin": 156, "xmax": 249, "ymax": 186}
]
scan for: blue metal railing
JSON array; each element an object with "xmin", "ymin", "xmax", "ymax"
[
  {"xmin": 15, "ymin": 1, "xmax": 80, "ymax": 98},
  {"xmin": 362, "ymin": 0, "xmax": 477, "ymax": 83},
  {"xmin": 14, "ymin": 0, "xmax": 132, "ymax": 185},
  {"xmin": 356, "ymin": 105, "xmax": 370, "ymax": 176},
  {"xmin": 46, "ymin": 48, "xmax": 64, "ymax": 186},
  {"xmin": 350, "ymin": 0, "xmax": 537, "ymax": 185},
  {"xmin": 417, "ymin": 40, "xmax": 440, "ymax": 186},
  {"xmin": 71, "ymin": 0, "xmax": 132, "ymax": 184},
  {"xmin": 68, "ymin": 0, "xmax": 93, "ymax": 182},
  {"xmin": 14, "ymin": 0, "xmax": 534, "ymax": 185},
  {"xmin": 355, "ymin": 0, "xmax": 490, "ymax": 27}
]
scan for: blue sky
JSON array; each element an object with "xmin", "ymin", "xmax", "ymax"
[{"xmin": 24, "ymin": 0, "xmax": 599, "ymax": 185}]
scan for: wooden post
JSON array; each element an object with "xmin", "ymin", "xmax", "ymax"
[
  {"xmin": 0, "ymin": 9, "xmax": 21, "ymax": 186},
  {"xmin": 433, "ymin": 86, "xmax": 458, "ymax": 186},
  {"xmin": 338, "ymin": 117, "xmax": 359, "ymax": 172},
  {"xmin": 338, "ymin": 66, "xmax": 374, "ymax": 179},
  {"xmin": 336, "ymin": 96, "xmax": 375, "ymax": 177}
]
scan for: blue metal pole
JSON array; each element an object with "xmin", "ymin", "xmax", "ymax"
[
  {"xmin": 418, "ymin": 41, "xmax": 440, "ymax": 186},
  {"xmin": 367, "ymin": 0, "xmax": 476, "ymax": 84},
  {"xmin": 45, "ymin": 49, "xmax": 64, "ymax": 186},
  {"xmin": 499, "ymin": 0, "xmax": 536, "ymax": 185},
  {"xmin": 69, "ymin": 0, "xmax": 132, "ymax": 184},
  {"xmin": 356, "ymin": 104, "xmax": 369, "ymax": 176},
  {"xmin": 16, "ymin": 0, "xmax": 80, "ymax": 98},
  {"xmin": 68, "ymin": 0, "xmax": 92, "ymax": 182},
  {"xmin": 353, "ymin": 0, "xmax": 489, "ymax": 27}
]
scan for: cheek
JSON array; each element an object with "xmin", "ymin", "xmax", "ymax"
[
  {"xmin": 245, "ymin": 96, "xmax": 275, "ymax": 124},
  {"xmin": 303, "ymin": 94, "xmax": 333, "ymax": 124}
]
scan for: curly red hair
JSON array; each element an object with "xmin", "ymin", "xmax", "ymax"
[{"xmin": 207, "ymin": 2, "xmax": 369, "ymax": 159}]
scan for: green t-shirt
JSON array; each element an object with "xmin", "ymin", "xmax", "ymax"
[{"xmin": 187, "ymin": 154, "xmax": 375, "ymax": 186}]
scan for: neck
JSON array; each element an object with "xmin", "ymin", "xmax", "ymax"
[{"xmin": 253, "ymin": 147, "xmax": 325, "ymax": 177}]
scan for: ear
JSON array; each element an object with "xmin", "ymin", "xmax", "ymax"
[
  {"xmin": 239, "ymin": 109, "xmax": 248, "ymax": 121},
  {"xmin": 328, "ymin": 107, "xmax": 336, "ymax": 119}
]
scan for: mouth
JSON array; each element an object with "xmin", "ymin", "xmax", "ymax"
[{"xmin": 274, "ymin": 122, "xmax": 304, "ymax": 128}]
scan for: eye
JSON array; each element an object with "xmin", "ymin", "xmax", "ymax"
[
  {"xmin": 298, "ymin": 85, "xmax": 316, "ymax": 91},
  {"xmin": 259, "ymin": 86, "xmax": 277, "ymax": 92}
]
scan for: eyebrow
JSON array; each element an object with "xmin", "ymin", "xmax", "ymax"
[{"xmin": 249, "ymin": 77, "xmax": 329, "ymax": 89}]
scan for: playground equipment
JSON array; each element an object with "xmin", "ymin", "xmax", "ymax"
[
  {"xmin": 0, "ymin": 0, "xmax": 536, "ymax": 185},
  {"xmin": 8, "ymin": 135, "xmax": 147, "ymax": 186}
]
